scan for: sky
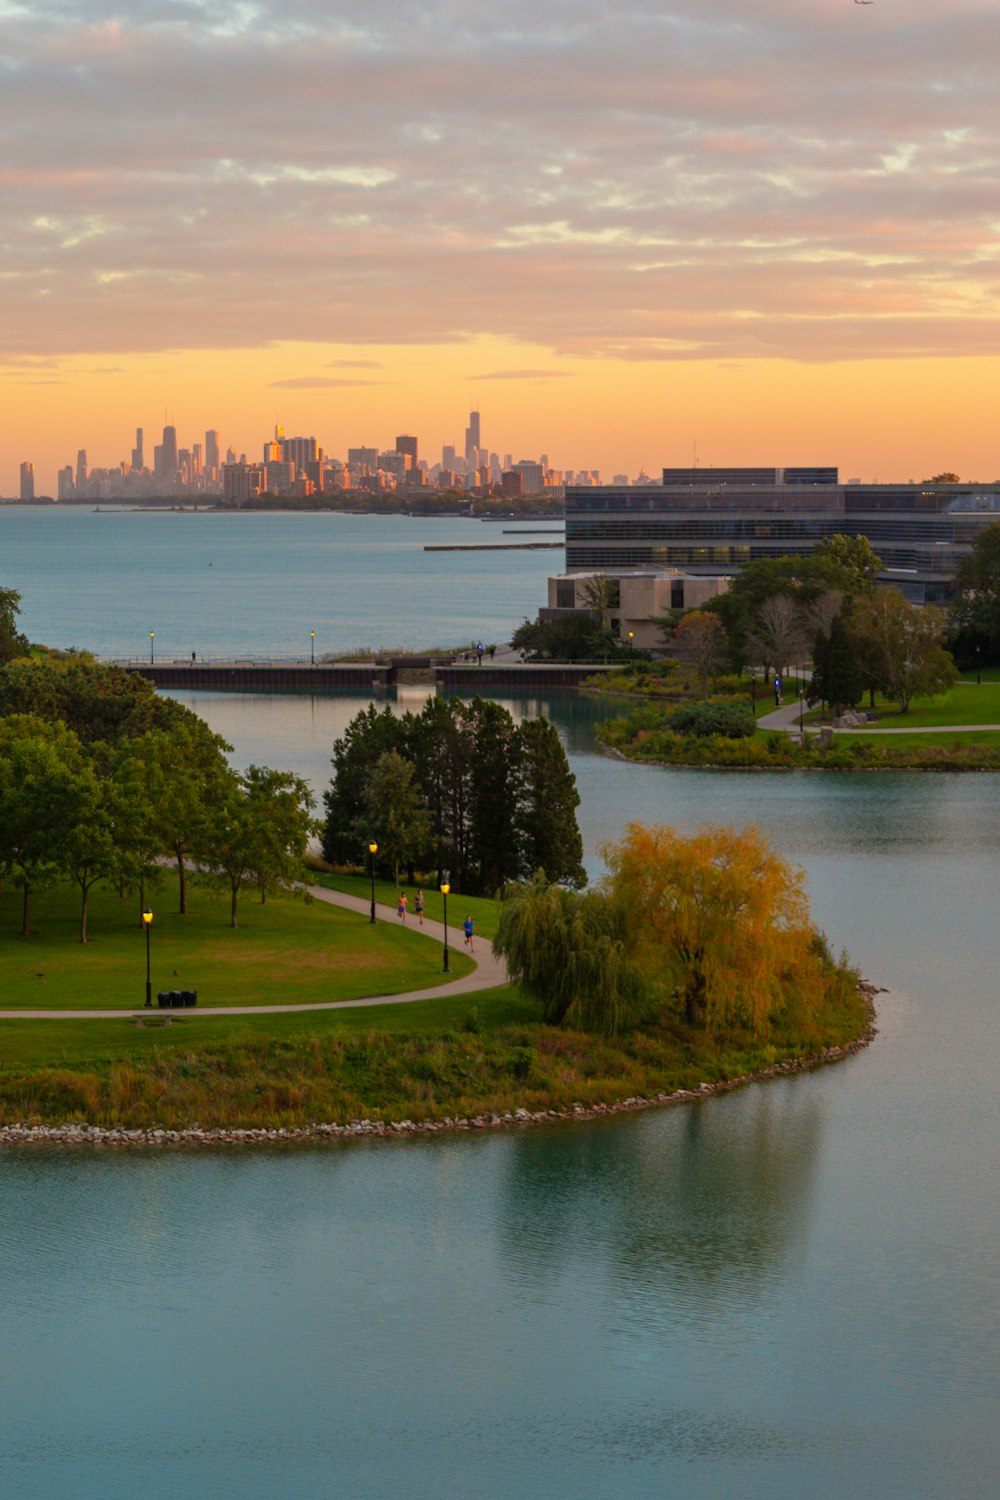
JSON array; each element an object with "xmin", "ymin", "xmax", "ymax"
[{"xmin": 3, "ymin": 0, "xmax": 1000, "ymax": 492}]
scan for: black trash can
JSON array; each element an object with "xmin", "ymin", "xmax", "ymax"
[
  {"xmin": 157, "ymin": 991, "xmax": 171, "ymax": 1009},
  {"xmin": 183, "ymin": 990, "xmax": 198, "ymax": 1008}
]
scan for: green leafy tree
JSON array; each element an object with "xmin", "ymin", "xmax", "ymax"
[
  {"xmin": 813, "ymin": 534, "xmax": 883, "ymax": 596},
  {"xmin": 950, "ymin": 521, "xmax": 1000, "ymax": 664},
  {"xmin": 59, "ymin": 751, "xmax": 117, "ymax": 942},
  {"xmin": 0, "ymin": 716, "xmax": 87, "ymax": 936},
  {"xmin": 242, "ymin": 765, "xmax": 316, "ymax": 903},
  {"xmin": 851, "ymin": 590, "xmax": 958, "ymax": 713},
  {"xmin": 0, "ymin": 588, "xmax": 30, "ymax": 666},
  {"xmin": 495, "ymin": 873, "xmax": 644, "ymax": 1033},
  {"xmin": 0, "ymin": 657, "xmax": 159, "ymax": 744},
  {"xmin": 516, "ymin": 718, "xmax": 586, "ymax": 888},
  {"xmin": 321, "ymin": 705, "xmax": 409, "ymax": 865},
  {"xmin": 467, "ymin": 699, "xmax": 523, "ymax": 897},
  {"xmin": 357, "ymin": 749, "xmax": 432, "ymax": 887},
  {"xmin": 142, "ymin": 718, "xmax": 233, "ymax": 913}
]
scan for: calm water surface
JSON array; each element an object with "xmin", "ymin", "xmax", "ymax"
[{"xmin": 1, "ymin": 513, "xmax": 998, "ymax": 1497}]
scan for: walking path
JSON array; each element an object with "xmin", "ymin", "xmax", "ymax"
[
  {"xmin": 756, "ymin": 702, "xmax": 1000, "ymax": 735},
  {"xmin": 0, "ymin": 884, "xmax": 507, "ymax": 1020}
]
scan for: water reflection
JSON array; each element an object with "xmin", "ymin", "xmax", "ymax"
[{"xmin": 498, "ymin": 1083, "xmax": 824, "ymax": 1320}]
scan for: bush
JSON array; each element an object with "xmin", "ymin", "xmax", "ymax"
[{"xmin": 667, "ymin": 700, "xmax": 757, "ymax": 738}]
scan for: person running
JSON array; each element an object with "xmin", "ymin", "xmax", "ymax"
[
  {"xmin": 397, "ymin": 892, "xmax": 408, "ymax": 922},
  {"xmin": 414, "ymin": 889, "xmax": 425, "ymax": 925},
  {"xmin": 463, "ymin": 915, "xmax": 475, "ymax": 951}
]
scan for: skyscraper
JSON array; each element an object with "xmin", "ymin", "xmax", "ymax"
[
  {"xmin": 205, "ymin": 430, "xmax": 220, "ymax": 478},
  {"xmin": 19, "ymin": 461, "xmax": 34, "ymax": 502},
  {"xmin": 131, "ymin": 427, "xmax": 144, "ymax": 473},
  {"xmin": 160, "ymin": 424, "xmax": 178, "ymax": 479},
  {"xmin": 76, "ymin": 449, "xmax": 87, "ymax": 489},
  {"xmin": 464, "ymin": 408, "xmax": 481, "ymax": 466},
  {"xmin": 395, "ymin": 434, "xmax": 418, "ymax": 469}
]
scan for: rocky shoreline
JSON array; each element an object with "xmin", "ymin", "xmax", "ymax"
[{"xmin": 0, "ymin": 988, "xmax": 878, "ymax": 1150}]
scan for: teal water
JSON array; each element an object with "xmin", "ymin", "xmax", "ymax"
[
  {"xmin": 0, "ymin": 505, "xmax": 556, "ymax": 657},
  {"xmin": 1, "ymin": 514, "xmax": 999, "ymax": 1496}
]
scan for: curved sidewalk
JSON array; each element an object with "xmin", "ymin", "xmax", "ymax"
[
  {"xmin": 757, "ymin": 702, "xmax": 1000, "ymax": 735},
  {"xmin": 0, "ymin": 884, "xmax": 507, "ymax": 1020}
]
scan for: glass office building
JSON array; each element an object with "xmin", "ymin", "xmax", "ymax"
[{"xmin": 565, "ymin": 468, "xmax": 1000, "ymax": 604}]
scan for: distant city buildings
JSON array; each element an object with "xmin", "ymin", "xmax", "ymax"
[
  {"xmin": 31, "ymin": 404, "xmax": 628, "ymax": 502},
  {"xmin": 19, "ymin": 461, "xmax": 34, "ymax": 502}
]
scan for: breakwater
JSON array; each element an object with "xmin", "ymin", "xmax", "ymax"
[{"xmin": 119, "ymin": 661, "xmax": 614, "ymax": 691}]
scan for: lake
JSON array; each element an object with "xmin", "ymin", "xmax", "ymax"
[{"xmin": 1, "ymin": 511, "xmax": 998, "ymax": 1497}]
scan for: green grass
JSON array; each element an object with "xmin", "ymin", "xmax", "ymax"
[
  {"xmin": 308, "ymin": 870, "xmax": 505, "ymax": 940},
  {"xmin": 0, "ymin": 975, "xmax": 869, "ymax": 1130},
  {"xmin": 835, "ymin": 728, "xmax": 1000, "ymax": 749},
  {"xmin": 857, "ymin": 680, "xmax": 1000, "ymax": 728},
  {"xmin": 0, "ymin": 880, "xmax": 473, "ymax": 1010}
]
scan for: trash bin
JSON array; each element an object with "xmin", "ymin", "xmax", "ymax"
[
  {"xmin": 157, "ymin": 991, "xmax": 171, "ymax": 1009},
  {"xmin": 183, "ymin": 990, "xmax": 198, "ymax": 1008}
]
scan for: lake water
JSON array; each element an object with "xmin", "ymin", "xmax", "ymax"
[{"xmin": 1, "ymin": 511, "xmax": 999, "ymax": 1497}]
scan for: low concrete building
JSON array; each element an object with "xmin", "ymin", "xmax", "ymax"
[{"xmin": 543, "ymin": 571, "xmax": 731, "ymax": 651}]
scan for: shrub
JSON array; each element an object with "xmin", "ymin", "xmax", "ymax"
[{"xmin": 667, "ymin": 700, "xmax": 757, "ymax": 738}]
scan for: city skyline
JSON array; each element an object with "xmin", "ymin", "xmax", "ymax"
[{"xmin": 3, "ymin": 2, "xmax": 1000, "ymax": 490}]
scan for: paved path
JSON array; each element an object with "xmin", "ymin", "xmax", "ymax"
[
  {"xmin": 0, "ymin": 884, "xmax": 508, "ymax": 1021},
  {"xmin": 757, "ymin": 702, "xmax": 1000, "ymax": 735}
]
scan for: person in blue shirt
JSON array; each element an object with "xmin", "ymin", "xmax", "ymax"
[{"xmin": 463, "ymin": 915, "xmax": 475, "ymax": 952}]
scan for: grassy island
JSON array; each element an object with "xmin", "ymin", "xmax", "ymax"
[{"xmin": 0, "ymin": 847, "xmax": 872, "ymax": 1137}]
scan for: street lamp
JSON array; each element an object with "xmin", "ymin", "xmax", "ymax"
[
  {"xmin": 142, "ymin": 907, "xmax": 153, "ymax": 1007},
  {"xmin": 149, "ymin": 630, "xmax": 154, "ymax": 665},
  {"xmin": 799, "ymin": 665, "xmax": 805, "ymax": 732},
  {"xmin": 628, "ymin": 630, "xmax": 634, "ymax": 655},
  {"xmin": 310, "ymin": 630, "xmax": 315, "ymax": 666},
  {"xmin": 440, "ymin": 881, "xmax": 450, "ymax": 973},
  {"xmin": 368, "ymin": 841, "xmax": 378, "ymax": 923}
]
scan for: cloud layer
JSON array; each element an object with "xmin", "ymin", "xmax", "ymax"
[{"xmin": 2, "ymin": 0, "xmax": 999, "ymax": 365}]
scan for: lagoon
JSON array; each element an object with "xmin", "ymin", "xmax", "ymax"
[{"xmin": 1, "ymin": 510, "xmax": 999, "ymax": 1496}]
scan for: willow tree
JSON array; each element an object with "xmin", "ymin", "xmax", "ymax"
[
  {"xmin": 603, "ymin": 822, "xmax": 826, "ymax": 1034},
  {"xmin": 494, "ymin": 872, "xmax": 645, "ymax": 1035}
]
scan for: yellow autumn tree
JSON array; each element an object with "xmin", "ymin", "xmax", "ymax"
[{"xmin": 602, "ymin": 823, "xmax": 827, "ymax": 1034}]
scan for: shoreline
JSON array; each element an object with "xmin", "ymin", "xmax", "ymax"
[{"xmin": 0, "ymin": 987, "xmax": 878, "ymax": 1150}]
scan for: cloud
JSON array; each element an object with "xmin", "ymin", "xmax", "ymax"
[
  {"xmin": 1, "ymin": 0, "xmax": 1000, "ymax": 367},
  {"xmin": 470, "ymin": 369, "xmax": 574, "ymax": 381},
  {"xmin": 267, "ymin": 375, "xmax": 391, "ymax": 388}
]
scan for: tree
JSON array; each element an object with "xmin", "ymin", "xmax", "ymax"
[
  {"xmin": 242, "ymin": 765, "xmax": 316, "ymax": 903},
  {"xmin": 494, "ymin": 873, "xmax": 644, "ymax": 1033},
  {"xmin": 811, "ymin": 607, "xmax": 862, "ymax": 716},
  {"xmin": 466, "ymin": 699, "xmax": 522, "ymax": 897},
  {"xmin": 0, "ymin": 716, "xmax": 88, "ymax": 936},
  {"xmin": 516, "ymin": 718, "xmax": 586, "ymax": 888},
  {"xmin": 580, "ymin": 574, "xmax": 620, "ymax": 658},
  {"xmin": 603, "ymin": 823, "xmax": 825, "ymax": 1033},
  {"xmin": 928, "ymin": 472, "xmax": 960, "ymax": 483},
  {"xmin": 0, "ymin": 588, "xmax": 30, "ymax": 666},
  {"xmin": 0, "ymin": 658, "xmax": 158, "ymax": 744},
  {"xmin": 950, "ymin": 521, "xmax": 1000, "ymax": 664},
  {"xmin": 321, "ymin": 705, "xmax": 409, "ymax": 865},
  {"xmin": 745, "ymin": 595, "xmax": 808, "ymax": 681},
  {"xmin": 851, "ymin": 590, "xmax": 958, "ymax": 714},
  {"xmin": 59, "ymin": 752, "xmax": 116, "ymax": 943},
  {"xmin": 142, "ymin": 717, "xmax": 233, "ymax": 913},
  {"xmin": 813, "ymin": 534, "xmax": 883, "ymax": 596},
  {"xmin": 357, "ymin": 750, "xmax": 432, "ymax": 887},
  {"xmin": 511, "ymin": 612, "xmax": 608, "ymax": 662},
  {"xmin": 668, "ymin": 611, "xmax": 728, "ymax": 697}
]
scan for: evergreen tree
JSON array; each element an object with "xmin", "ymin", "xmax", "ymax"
[
  {"xmin": 811, "ymin": 608, "xmax": 862, "ymax": 715},
  {"xmin": 467, "ymin": 698, "xmax": 522, "ymax": 896},
  {"xmin": 516, "ymin": 717, "xmax": 586, "ymax": 888},
  {"xmin": 321, "ymin": 705, "xmax": 410, "ymax": 865}
]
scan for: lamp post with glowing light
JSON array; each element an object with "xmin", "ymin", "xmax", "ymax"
[
  {"xmin": 149, "ymin": 631, "xmax": 155, "ymax": 665},
  {"xmin": 440, "ymin": 881, "xmax": 451, "ymax": 973},
  {"xmin": 368, "ymin": 841, "xmax": 378, "ymax": 923},
  {"xmin": 310, "ymin": 630, "xmax": 315, "ymax": 666},
  {"xmin": 142, "ymin": 907, "xmax": 153, "ymax": 1007},
  {"xmin": 627, "ymin": 630, "xmax": 634, "ymax": 656}
]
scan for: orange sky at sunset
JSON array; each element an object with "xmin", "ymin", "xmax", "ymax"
[{"xmin": 3, "ymin": 0, "xmax": 1000, "ymax": 492}]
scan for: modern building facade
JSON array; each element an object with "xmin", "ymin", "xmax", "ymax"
[
  {"xmin": 543, "ymin": 571, "xmax": 731, "ymax": 651},
  {"xmin": 565, "ymin": 467, "xmax": 1000, "ymax": 604}
]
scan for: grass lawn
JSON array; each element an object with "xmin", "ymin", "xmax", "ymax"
[
  {"xmin": 860, "ymin": 679, "xmax": 1000, "ymax": 728},
  {"xmin": 0, "ymin": 880, "xmax": 473, "ymax": 1010},
  {"xmin": 834, "ymin": 728, "xmax": 1000, "ymax": 750},
  {"xmin": 308, "ymin": 870, "xmax": 506, "ymax": 940}
]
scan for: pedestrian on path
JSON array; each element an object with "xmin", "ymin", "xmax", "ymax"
[
  {"xmin": 397, "ymin": 892, "xmax": 408, "ymax": 922},
  {"xmin": 463, "ymin": 915, "xmax": 475, "ymax": 951},
  {"xmin": 774, "ymin": 674, "xmax": 782, "ymax": 707},
  {"xmin": 414, "ymin": 889, "xmax": 424, "ymax": 925}
]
